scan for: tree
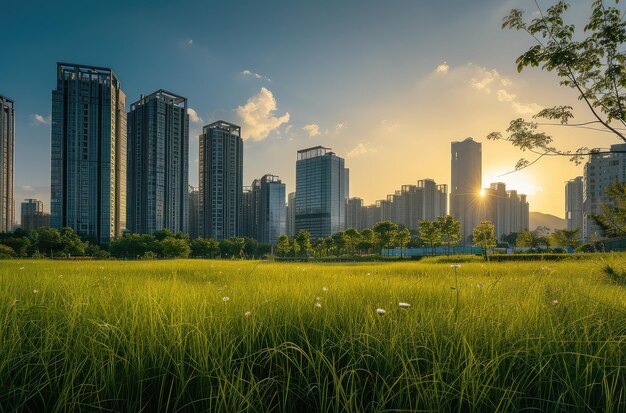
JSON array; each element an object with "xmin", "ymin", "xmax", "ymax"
[
  {"xmin": 159, "ymin": 237, "xmax": 191, "ymax": 258},
  {"xmin": 501, "ymin": 232, "xmax": 519, "ymax": 247},
  {"xmin": 191, "ymin": 238, "xmax": 220, "ymax": 258},
  {"xmin": 275, "ymin": 235, "xmax": 292, "ymax": 257},
  {"xmin": 592, "ymin": 182, "xmax": 626, "ymax": 237},
  {"xmin": 294, "ymin": 230, "xmax": 312, "ymax": 257},
  {"xmin": 31, "ymin": 227, "xmax": 64, "ymax": 257},
  {"xmin": 108, "ymin": 233, "xmax": 156, "ymax": 259},
  {"xmin": 331, "ymin": 231, "xmax": 347, "ymax": 256},
  {"xmin": 488, "ymin": 1, "xmax": 626, "ymax": 171},
  {"xmin": 343, "ymin": 228, "xmax": 362, "ymax": 256},
  {"xmin": 60, "ymin": 227, "xmax": 87, "ymax": 256},
  {"xmin": 516, "ymin": 229, "xmax": 549, "ymax": 248},
  {"xmin": 358, "ymin": 228, "xmax": 377, "ymax": 254},
  {"xmin": 437, "ymin": 215, "xmax": 462, "ymax": 255},
  {"xmin": 373, "ymin": 221, "xmax": 399, "ymax": 253},
  {"xmin": 550, "ymin": 228, "xmax": 582, "ymax": 248},
  {"xmin": 473, "ymin": 221, "xmax": 497, "ymax": 259},
  {"xmin": 394, "ymin": 228, "xmax": 411, "ymax": 257},
  {"xmin": 418, "ymin": 220, "xmax": 441, "ymax": 255}
]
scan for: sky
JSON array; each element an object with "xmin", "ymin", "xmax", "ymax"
[{"xmin": 2, "ymin": 0, "xmax": 624, "ymax": 221}]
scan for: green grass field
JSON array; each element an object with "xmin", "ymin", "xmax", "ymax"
[{"xmin": 1, "ymin": 257, "xmax": 625, "ymax": 412}]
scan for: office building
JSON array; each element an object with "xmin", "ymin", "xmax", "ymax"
[
  {"xmin": 257, "ymin": 175, "xmax": 286, "ymax": 244},
  {"xmin": 127, "ymin": 90, "xmax": 189, "ymax": 234},
  {"xmin": 450, "ymin": 138, "xmax": 482, "ymax": 243},
  {"xmin": 199, "ymin": 121, "xmax": 243, "ymax": 239},
  {"xmin": 565, "ymin": 176, "xmax": 584, "ymax": 232},
  {"xmin": 241, "ymin": 182, "xmax": 260, "ymax": 240},
  {"xmin": 346, "ymin": 197, "xmax": 365, "ymax": 230},
  {"xmin": 51, "ymin": 63, "xmax": 127, "ymax": 244},
  {"xmin": 188, "ymin": 186, "xmax": 200, "ymax": 239},
  {"xmin": 0, "ymin": 95, "xmax": 14, "ymax": 232},
  {"xmin": 21, "ymin": 199, "xmax": 50, "ymax": 232},
  {"xmin": 295, "ymin": 146, "xmax": 348, "ymax": 238},
  {"xmin": 583, "ymin": 144, "xmax": 626, "ymax": 240}
]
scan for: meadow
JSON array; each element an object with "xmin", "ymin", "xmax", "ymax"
[{"xmin": 0, "ymin": 256, "xmax": 625, "ymax": 412}]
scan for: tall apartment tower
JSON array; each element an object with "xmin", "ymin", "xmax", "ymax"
[
  {"xmin": 482, "ymin": 182, "xmax": 529, "ymax": 239},
  {"xmin": 51, "ymin": 63, "xmax": 127, "ymax": 244},
  {"xmin": 295, "ymin": 146, "xmax": 348, "ymax": 238},
  {"xmin": 199, "ymin": 121, "xmax": 243, "ymax": 240},
  {"xmin": 257, "ymin": 174, "xmax": 286, "ymax": 244},
  {"xmin": 346, "ymin": 197, "xmax": 365, "ymax": 230},
  {"xmin": 583, "ymin": 144, "xmax": 626, "ymax": 240},
  {"xmin": 286, "ymin": 192, "xmax": 296, "ymax": 237},
  {"xmin": 21, "ymin": 199, "xmax": 50, "ymax": 232},
  {"xmin": 241, "ymin": 182, "xmax": 260, "ymax": 240},
  {"xmin": 188, "ymin": 186, "xmax": 200, "ymax": 239},
  {"xmin": 127, "ymin": 90, "xmax": 189, "ymax": 234},
  {"xmin": 450, "ymin": 138, "xmax": 482, "ymax": 243},
  {"xmin": 0, "ymin": 95, "xmax": 14, "ymax": 233},
  {"xmin": 565, "ymin": 176, "xmax": 584, "ymax": 232}
]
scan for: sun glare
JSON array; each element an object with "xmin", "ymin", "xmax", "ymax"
[{"xmin": 479, "ymin": 189, "xmax": 486, "ymax": 197}]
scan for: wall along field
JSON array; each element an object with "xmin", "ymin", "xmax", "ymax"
[{"xmin": 1, "ymin": 257, "xmax": 625, "ymax": 411}]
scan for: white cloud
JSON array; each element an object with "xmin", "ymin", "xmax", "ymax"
[
  {"xmin": 302, "ymin": 124, "xmax": 320, "ymax": 137},
  {"xmin": 500, "ymin": 78, "xmax": 512, "ymax": 87},
  {"xmin": 496, "ymin": 89, "xmax": 516, "ymax": 102},
  {"xmin": 512, "ymin": 101, "xmax": 543, "ymax": 116},
  {"xmin": 188, "ymin": 108, "xmax": 204, "ymax": 124},
  {"xmin": 236, "ymin": 87, "xmax": 290, "ymax": 141},
  {"xmin": 335, "ymin": 123, "xmax": 345, "ymax": 134},
  {"xmin": 20, "ymin": 185, "xmax": 34, "ymax": 191},
  {"xmin": 435, "ymin": 62, "xmax": 449, "ymax": 74},
  {"xmin": 469, "ymin": 68, "xmax": 499, "ymax": 92},
  {"xmin": 241, "ymin": 69, "xmax": 271, "ymax": 82},
  {"xmin": 347, "ymin": 143, "xmax": 379, "ymax": 158},
  {"xmin": 381, "ymin": 119, "xmax": 400, "ymax": 135},
  {"xmin": 187, "ymin": 39, "xmax": 193, "ymax": 45},
  {"xmin": 31, "ymin": 114, "xmax": 51, "ymax": 125}
]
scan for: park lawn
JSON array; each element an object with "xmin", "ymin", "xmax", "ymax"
[{"xmin": 0, "ymin": 257, "xmax": 625, "ymax": 412}]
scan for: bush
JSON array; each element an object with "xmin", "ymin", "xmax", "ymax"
[{"xmin": 0, "ymin": 244, "xmax": 16, "ymax": 259}]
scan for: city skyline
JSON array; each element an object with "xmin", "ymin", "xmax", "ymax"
[{"xmin": 2, "ymin": 0, "xmax": 620, "ymax": 220}]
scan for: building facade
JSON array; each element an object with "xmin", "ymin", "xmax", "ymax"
[
  {"xmin": 241, "ymin": 182, "xmax": 260, "ymax": 240},
  {"xmin": 21, "ymin": 199, "xmax": 50, "ymax": 232},
  {"xmin": 565, "ymin": 176, "xmax": 584, "ymax": 232},
  {"xmin": 286, "ymin": 192, "xmax": 296, "ymax": 237},
  {"xmin": 188, "ymin": 186, "xmax": 200, "ymax": 239},
  {"xmin": 199, "ymin": 121, "xmax": 243, "ymax": 240},
  {"xmin": 583, "ymin": 144, "xmax": 626, "ymax": 240},
  {"xmin": 127, "ymin": 90, "xmax": 189, "ymax": 234},
  {"xmin": 481, "ymin": 182, "xmax": 529, "ymax": 240},
  {"xmin": 0, "ymin": 95, "xmax": 15, "ymax": 233},
  {"xmin": 450, "ymin": 138, "xmax": 482, "ymax": 243},
  {"xmin": 51, "ymin": 63, "xmax": 127, "ymax": 244},
  {"xmin": 346, "ymin": 197, "xmax": 365, "ymax": 230},
  {"xmin": 295, "ymin": 146, "xmax": 348, "ymax": 238}
]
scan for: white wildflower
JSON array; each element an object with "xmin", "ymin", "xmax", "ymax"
[
  {"xmin": 222, "ymin": 296, "xmax": 230, "ymax": 302},
  {"xmin": 19, "ymin": 267, "xmax": 25, "ymax": 270},
  {"xmin": 376, "ymin": 308, "xmax": 386, "ymax": 315},
  {"xmin": 322, "ymin": 287, "xmax": 328, "ymax": 292},
  {"xmin": 33, "ymin": 289, "xmax": 39, "ymax": 294},
  {"xmin": 477, "ymin": 283, "xmax": 483, "ymax": 289},
  {"xmin": 315, "ymin": 302, "xmax": 322, "ymax": 308},
  {"xmin": 244, "ymin": 311, "xmax": 252, "ymax": 317},
  {"xmin": 398, "ymin": 302, "xmax": 411, "ymax": 309},
  {"xmin": 552, "ymin": 299, "xmax": 559, "ymax": 305},
  {"xmin": 367, "ymin": 272, "xmax": 371, "ymax": 276},
  {"xmin": 315, "ymin": 297, "xmax": 322, "ymax": 302},
  {"xmin": 451, "ymin": 264, "xmax": 461, "ymax": 269}
]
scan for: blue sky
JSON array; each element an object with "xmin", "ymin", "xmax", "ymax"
[{"xmin": 3, "ymin": 0, "xmax": 619, "ymax": 219}]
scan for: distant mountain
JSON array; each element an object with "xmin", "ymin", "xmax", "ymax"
[{"xmin": 529, "ymin": 211, "xmax": 565, "ymax": 234}]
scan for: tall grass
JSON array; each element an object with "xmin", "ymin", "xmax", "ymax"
[{"xmin": 1, "ymin": 257, "xmax": 625, "ymax": 411}]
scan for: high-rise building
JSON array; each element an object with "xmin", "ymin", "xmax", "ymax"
[
  {"xmin": 583, "ymin": 144, "xmax": 626, "ymax": 240},
  {"xmin": 51, "ymin": 63, "xmax": 127, "ymax": 244},
  {"xmin": 481, "ymin": 182, "xmax": 529, "ymax": 240},
  {"xmin": 565, "ymin": 176, "xmax": 584, "ymax": 232},
  {"xmin": 257, "ymin": 175, "xmax": 286, "ymax": 244},
  {"xmin": 286, "ymin": 192, "xmax": 296, "ymax": 237},
  {"xmin": 188, "ymin": 186, "xmax": 200, "ymax": 239},
  {"xmin": 21, "ymin": 199, "xmax": 50, "ymax": 232},
  {"xmin": 0, "ymin": 95, "xmax": 15, "ymax": 233},
  {"xmin": 241, "ymin": 182, "xmax": 260, "ymax": 240},
  {"xmin": 127, "ymin": 90, "xmax": 189, "ymax": 234},
  {"xmin": 199, "ymin": 121, "xmax": 243, "ymax": 240},
  {"xmin": 295, "ymin": 146, "xmax": 348, "ymax": 238},
  {"xmin": 346, "ymin": 197, "xmax": 365, "ymax": 230},
  {"xmin": 450, "ymin": 138, "xmax": 482, "ymax": 243}
]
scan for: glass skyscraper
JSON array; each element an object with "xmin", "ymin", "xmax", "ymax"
[
  {"xmin": 127, "ymin": 90, "xmax": 189, "ymax": 234},
  {"xmin": 295, "ymin": 146, "xmax": 348, "ymax": 238},
  {"xmin": 199, "ymin": 121, "xmax": 243, "ymax": 240},
  {"xmin": 0, "ymin": 95, "xmax": 14, "ymax": 233},
  {"xmin": 51, "ymin": 63, "xmax": 127, "ymax": 244},
  {"xmin": 257, "ymin": 175, "xmax": 286, "ymax": 244}
]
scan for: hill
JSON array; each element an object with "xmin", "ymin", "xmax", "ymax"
[{"xmin": 529, "ymin": 211, "xmax": 565, "ymax": 234}]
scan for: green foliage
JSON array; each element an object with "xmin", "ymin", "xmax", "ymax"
[
  {"xmin": 516, "ymin": 229, "xmax": 549, "ymax": 248},
  {"xmin": 418, "ymin": 220, "xmax": 441, "ymax": 254},
  {"xmin": 472, "ymin": 221, "xmax": 497, "ymax": 258},
  {"xmin": 191, "ymin": 238, "xmax": 220, "ymax": 258},
  {"xmin": 358, "ymin": 228, "xmax": 377, "ymax": 254},
  {"xmin": 0, "ymin": 259, "xmax": 625, "ymax": 411},
  {"xmin": 373, "ymin": 221, "xmax": 399, "ymax": 252},
  {"xmin": 159, "ymin": 237, "xmax": 191, "ymax": 259},
  {"xmin": 491, "ymin": 0, "xmax": 626, "ymax": 169},
  {"xmin": 437, "ymin": 215, "xmax": 462, "ymax": 254},
  {"xmin": 592, "ymin": 182, "xmax": 626, "ymax": 237},
  {"xmin": 295, "ymin": 230, "xmax": 313, "ymax": 257},
  {"xmin": 0, "ymin": 244, "xmax": 16, "ymax": 258},
  {"xmin": 550, "ymin": 228, "xmax": 582, "ymax": 248}
]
